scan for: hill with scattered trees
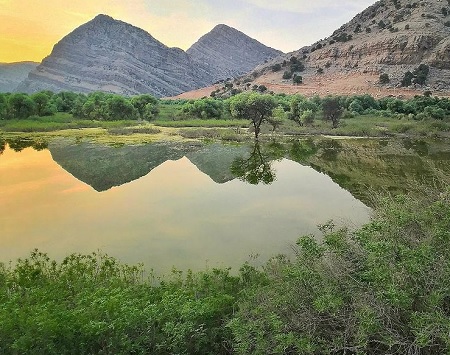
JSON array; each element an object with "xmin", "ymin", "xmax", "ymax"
[{"xmin": 221, "ymin": 0, "xmax": 450, "ymax": 98}]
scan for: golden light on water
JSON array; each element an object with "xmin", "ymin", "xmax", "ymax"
[{"xmin": 0, "ymin": 145, "xmax": 370, "ymax": 274}]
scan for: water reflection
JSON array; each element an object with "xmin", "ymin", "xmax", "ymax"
[
  {"xmin": 2, "ymin": 135, "xmax": 449, "ymax": 273},
  {"xmin": 231, "ymin": 142, "xmax": 278, "ymax": 185},
  {"xmin": 0, "ymin": 141, "xmax": 371, "ymax": 274},
  {"xmin": 3, "ymin": 137, "xmax": 48, "ymax": 152}
]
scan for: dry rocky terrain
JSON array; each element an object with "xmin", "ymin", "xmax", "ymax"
[{"xmin": 188, "ymin": 0, "xmax": 450, "ymax": 99}]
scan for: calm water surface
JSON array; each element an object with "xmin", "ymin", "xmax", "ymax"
[{"xmin": 0, "ymin": 139, "xmax": 370, "ymax": 273}]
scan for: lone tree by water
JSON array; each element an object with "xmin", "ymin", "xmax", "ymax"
[
  {"xmin": 322, "ymin": 96, "xmax": 343, "ymax": 128},
  {"xmin": 229, "ymin": 92, "xmax": 276, "ymax": 139}
]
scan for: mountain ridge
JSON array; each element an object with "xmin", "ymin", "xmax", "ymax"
[
  {"xmin": 16, "ymin": 16, "xmax": 281, "ymax": 97},
  {"xmin": 0, "ymin": 62, "xmax": 39, "ymax": 93}
]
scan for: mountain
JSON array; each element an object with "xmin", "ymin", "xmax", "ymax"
[
  {"xmin": 0, "ymin": 62, "xmax": 38, "ymax": 93},
  {"xmin": 187, "ymin": 24, "xmax": 282, "ymax": 83},
  {"xmin": 16, "ymin": 15, "xmax": 210, "ymax": 97},
  {"xmin": 235, "ymin": 0, "xmax": 450, "ymax": 97},
  {"xmin": 16, "ymin": 16, "xmax": 281, "ymax": 97}
]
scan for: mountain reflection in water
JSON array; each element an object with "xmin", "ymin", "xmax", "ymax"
[{"xmin": 1, "ymin": 136, "xmax": 448, "ymax": 273}]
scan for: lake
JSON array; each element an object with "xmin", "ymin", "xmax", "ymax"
[{"xmin": 1, "ymin": 136, "xmax": 448, "ymax": 274}]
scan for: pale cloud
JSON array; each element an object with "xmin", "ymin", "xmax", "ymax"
[{"xmin": 244, "ymin": 0, "xmax": 375, "ymax": 13}]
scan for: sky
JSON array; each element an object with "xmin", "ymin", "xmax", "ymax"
[{"xmin": 0, "ymin": 0, "xmax": 376, "ymax": 63}]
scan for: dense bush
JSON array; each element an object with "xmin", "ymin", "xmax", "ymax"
[
  {"xmin": 182, "ymin": 98, "xmax": 224, "ymax": 119},
  {"xmin": 230, "ymin": 188, "xmax": 450, "ymax": 354},
  {"xmin": 379, "ymin": 73, "xmax": 390, "ymax": 84}
]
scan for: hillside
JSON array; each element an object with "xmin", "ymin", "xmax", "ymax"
[
  {"xmin": 0, "ymin": 62, "xmax": 38, "ymax": 93},
  {"xmin": 215, "ymin": 0, "xmax": 450, "ymax": 98},
  {"xmin": 16, "ymin": 16, "xmax": 281, "ymax": 97}
]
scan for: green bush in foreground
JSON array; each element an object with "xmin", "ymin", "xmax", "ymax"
[
  {"xmin": 0, "ymin": 253, "xmax": 242, "ymax": 354},
  {"xmin": 0, "ymin": 187, "xmax": 449, "ymax": 354},
  {"xmin": 230, "ymin": 188, "xmax": 450, "ymax": 354}
]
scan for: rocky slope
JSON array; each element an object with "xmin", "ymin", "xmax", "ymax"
[
  {"xmin": 187, "ymin": 24, "xmax": 282, "ymax": 83},
  {"xmin": 16, "ymin": 16, "xmax": 281, "ymax": 97},
  {"xmin": 0, "ymin": 62, "xmax": 38, "ymax": 92},
  {"xmin": 236, "ymin": 0, "xmax": 450, "ymax": 97}
]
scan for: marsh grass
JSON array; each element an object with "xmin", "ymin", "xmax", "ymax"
[
  {"xmin": 276, "ymin": 115, "xmax": 450, "ymax": 138},
  {"xmin": 107, "ymin": 126, "xmax": 162, "ymax": 135},
  {"xmin": 153, "ymin": 118, "xmax": 249, "ymax": 128},
  {"xmin": 0, "ymin": 113, "xmax": 140, "ymax": 132}
]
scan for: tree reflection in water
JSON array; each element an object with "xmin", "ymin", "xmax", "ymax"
[{"xmin": 231, "ymin": 141, "xmax": 285, "ymax": 185}]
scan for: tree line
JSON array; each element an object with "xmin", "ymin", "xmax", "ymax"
[
  {"xmin": 1, "ymin": 91, "xmax": 449, "ymax": 138},
  {"xmin": 0, "ymin": 91, "xmax": 159, "ymax": 121}
]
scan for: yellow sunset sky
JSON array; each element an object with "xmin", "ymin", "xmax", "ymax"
[{"xmin": 0, "ymin": 0, "xmax": 375, "ymax": 63}]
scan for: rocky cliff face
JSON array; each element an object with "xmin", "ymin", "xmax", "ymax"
[
  {"xmin": 16, "ymin": 16, "xmax": 281, "ymax": 97},
  {"xmin": 245, "ymin": 0, "xmax": 450, "ymax": 95},
  {"xmin": 17, "ymin": 15, "xmax": 210, "ymax": 97},
  {"xmin": 0, "ymin": 62, "xmax": 38, "ymax": 93},
  {"xmin": 187, "ymin": 24, "xmax": 282, "ymax": 82}
]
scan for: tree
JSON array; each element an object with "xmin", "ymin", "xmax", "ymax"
[
  {"xmin": 401, "ymin": 71, "xmax": 414, "ymax": 87},
  {"xmin": 413, "ymin": 64, "xmax": 430, "ymax": 85},
  {"xmin": 7, "ymin": 93, "xmax": 36, "ymax": 119},
  {"xmin": 301, "ymin": 109, "xmax": 315, "ymax": 125},
  {"xmin": 290, "ymin": 95, "xmax": 319, "ymax": 126},
  {"xmin": 293, "ymin": 75, "xmax": 303, "ymax": 85},
  {"xmin": 82, "ymin": 92, "xmax": 108, "ymax": 120},
  {"xmin": 267, "ymin": 106, "xmax": 285, "ymax": 132},
  {"xmin": 229, "ymin": 92, "xmax": 277, "ymax": 139},
  {"xmin": 182, "ymin": 98, "xmax": 224, "ymax": 119},
  {"xmin": 322, "ymin": 96, "xmax": 343, "ymax": 128},
  {"xmin": 0, "ymin": 94, "xmax": 7, "ymax": 119},
  {"xmin": 31, "ymin": 92, "xmax": 56, "ymax": 116},
  {"xmin": 131, "ymin": 94, "xmax": 159, "ymax": 120},
  {"xmin": 106, "ymin": 95, "xmax": 138, "ymax": 121},
  {"xmin": 379, "ymin": 73, "xmax": 390, "ymax": 84}
]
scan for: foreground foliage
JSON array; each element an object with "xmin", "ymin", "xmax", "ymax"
[
  {"xmin": 231, "ymin": 189, "xmax": 450, "ymax": 354},
  {"xmin": 0, "ymin": 187, "xmax": 449, "ymax": 354}
]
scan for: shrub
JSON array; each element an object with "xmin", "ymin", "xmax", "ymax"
[
  {"xmin": 282, "ymin": 71, "xmax": 293, "ymax": 80},
  {"xmin": 293, "ymin": 75, "xmax": 303, "ymax": 85},
  {"xmin": 271, "ymin": 63, "xmax": 282, "ymax": 72},
  {"xmin": 230, "ymin": 190, "xmax": 450, "ymax": 355},
  {"xmin": 401, "ymin": 71, "xmax": 414, "ymax": 87},
  {"xmin": 379, "ymin": 73, "xmax": 390, "ymax": 84}
]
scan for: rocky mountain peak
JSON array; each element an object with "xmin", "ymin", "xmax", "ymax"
[
  {"xmin": 16, "ymin": 16, "xmax": 281, "ymax": 97},
  {"xmin": 187, "ymin": 24, "xmax": 282, "ymax": 82}
]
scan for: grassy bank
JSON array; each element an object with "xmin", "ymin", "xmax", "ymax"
[{"xmin": 0, "ymin": 187, "xmax": 449, "ymax": 354}]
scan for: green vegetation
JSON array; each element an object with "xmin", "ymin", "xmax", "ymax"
[
  {"xmin": 402, "ymin": 64, "xmax": 430, "ymax": 87},
  {"xmin": 379, "ymin": 73, "xmax": 390, "ymax": 84},
  {"xmin": 0, "ymin": 187, "xmax": 449, "ymax": 354},
  {"xmin": 229, "ymin": 92, "xmax": 277, "ymax": 139},
  {"xmin": 1, "ymin": 91, "xmax": 449, "ymax": 140}
]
